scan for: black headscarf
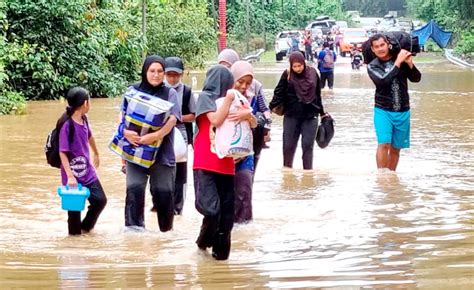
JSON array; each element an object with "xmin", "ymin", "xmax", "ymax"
[
  {"xmin": 195, "ymin": 64, "xmax": 234, "ymax": 119},
  {"xmin": 288, "ymin": 51, "xmax": 317, "ymax": 104},
  {"xmin": 134, "ymin": 55, "xmax": 166, "ymax": 96}
]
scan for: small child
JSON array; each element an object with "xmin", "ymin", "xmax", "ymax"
[{"xmin": 58, "ymin": 87, "xmax": 107, "ymax": 235}]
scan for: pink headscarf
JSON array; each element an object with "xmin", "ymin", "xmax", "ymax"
[
  {"xmin": 218, "ymin": 49, "xmax": 240, "ymax": 67},
  {"xmin": 230, "ymin": 60, "xmax": 254, "ymax": 83}
]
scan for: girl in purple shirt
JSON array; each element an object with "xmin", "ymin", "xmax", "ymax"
[{"xmin": 58, "ymin": 87, "xmax": 107, "ymax": 235}]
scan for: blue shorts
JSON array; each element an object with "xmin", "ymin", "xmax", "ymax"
[{"xmin": 374, "ymin": 107, "xmax": 410, "ymax": 149}]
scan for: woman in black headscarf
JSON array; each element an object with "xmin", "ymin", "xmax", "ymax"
[
  {"xmin": 269, "ymin": 51, "xmax": 326, "ymax": 170},
  {"xmin": 120, "ymin": 55, "xmax": 181, "ymax": 231}
]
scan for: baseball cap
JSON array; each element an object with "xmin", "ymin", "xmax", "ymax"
[{"xmin": 165, "ymin": 57, "xmax": 184, "ymax": 74}]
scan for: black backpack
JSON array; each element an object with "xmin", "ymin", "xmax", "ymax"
[
  {"xmin": 45, "ymin": 116, "xmax": 87, "ymax": 168},
  {"xmin": 45, "ymin": 121, "xmax": 62, "ymax": 168},
  {"xmin": 362, "ymin": 31, "xmax": 420, "ymax": 64}
]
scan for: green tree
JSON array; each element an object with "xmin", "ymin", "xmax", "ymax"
[{"xmin": 146, "ymin": 0, "xmax": 216, "ymax": 68}]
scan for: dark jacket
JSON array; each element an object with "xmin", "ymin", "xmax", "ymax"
[
  {"xmin": 367, "ymin": 58, "xmax": 421, "ymax": 112},
  {"xmin": 269, "ymin": 69, "xmax": 324, "ymax": 118}
]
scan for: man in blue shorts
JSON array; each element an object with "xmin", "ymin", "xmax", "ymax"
[{"xmin": 367, "ymin": 34, "xmax": 421, "ymax": 171}]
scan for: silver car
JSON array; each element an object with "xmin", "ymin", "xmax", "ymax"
[{"xmin": 274, "ymin": 30, "xmax": 305, "ymax": 61}]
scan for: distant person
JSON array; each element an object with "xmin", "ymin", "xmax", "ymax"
[
  {"xmin": 218, "ymin": 48, "xmax": 240, "ymax": 68},
  {"xmin": 318, "ymin": 42, "xmax": 336, "ymax": 90},
  {"xmin": 289, "ymin": 34, "xmax": 300, "ymax": 53},
  {"xmin": 303, "ymin": 30, "xmax": 313, "ymax": 62},
  {"xmin": 58, "ymin": 87, "xmax": 107, "ymax": 235},
  {"xmin": 334, "ymin": 32, "xmax": 342, "ymax": 55},
  {"xmin": 164, "ymin": 56, "xmax": 196, "ymax": 215},
  {"xmin": 351, "ymin": 47, "xmax": 363, "ymax": 70},
  {"xmin": 367, "ymin": 34, "xmax": 421, "ymax": 171},
  {"xmin": 269, "ymin": 52, "xmax": 327, "ymax": 170}
]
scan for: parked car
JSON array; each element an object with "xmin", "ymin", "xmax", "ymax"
[
  {"xmin": 339, "ymin": 28, "xmax": 368, "ymax": 57},
  {"xmin": 335, "ymin": 21, "xmax": 348, "ymax": 32},
  {"xmin": 306, "ymin": 16, "xmax": 337, "ymax": 36},
  {"xmin": 274, "ymin": 30, "xmax": 304, "ymax": 61},
  {"xmin": 398, "ymin": 19, "xmax": 414, "ymax": 32}
]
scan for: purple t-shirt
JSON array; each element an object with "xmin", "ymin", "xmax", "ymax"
[{"xmin": 59, "ymin": 118, "xmax": 97, "ymax": 186}]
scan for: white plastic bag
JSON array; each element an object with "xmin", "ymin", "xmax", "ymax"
[
  {"xmin": 214, "ymin": 89, "xmax": 254, "ymax": 159},
  {"xmin": 173, "ymin": 127, "xmax": 188, "ymax": 162}
]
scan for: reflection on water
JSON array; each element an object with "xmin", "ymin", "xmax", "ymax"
[{"xmin": 0, "ymin": 58, "xmax": 473, "ymax": 288}]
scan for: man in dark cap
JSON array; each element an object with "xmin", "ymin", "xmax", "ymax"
[{"xmin": 164, "ymin": 56, "xmax": 196, "ymax": 215}]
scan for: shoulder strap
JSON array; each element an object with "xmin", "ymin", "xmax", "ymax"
[{"xmin": 182, "ymin": 85, "xmax": 192, "ymax": 115}]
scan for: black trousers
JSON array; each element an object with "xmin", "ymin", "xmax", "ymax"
[
  {"xmin": 125, "ymin": 162, "xmax": 175, "ymax": 232},
  {"xmin": 283, "ymin": 116, "xmax": 319, "ymax": 170},
  {"xmin": 174, "ymin": 161, "xmax": 187, "ymax": 215},
  {"xmin": 68, "ymin": 179, "xmax": 107, "ymax": 235},
  {"xmin": 194, "ymin": 169, "xmax": 234, "ymax": 260},
  {"xmin": 320, "ymin": 71, "xmax": 334, "ymax": 89}
]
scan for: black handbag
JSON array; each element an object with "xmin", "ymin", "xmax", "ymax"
[{"xmin": 316, "ymin": 114, "xmax": 335, "ymax": 149}]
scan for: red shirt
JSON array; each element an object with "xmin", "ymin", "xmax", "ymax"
[{"xmin": 193, "ymin": 115, "xmax": 235, "ymax": 175}]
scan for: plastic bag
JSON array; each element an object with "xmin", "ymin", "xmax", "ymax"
[{"xmin": 213, "ymin": 89, "xmax": 254, "ymax": 159}]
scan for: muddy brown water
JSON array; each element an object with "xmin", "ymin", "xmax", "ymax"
[{"xmin": 0, "ymin": 56, "xmax": 473, "ymax": 288}]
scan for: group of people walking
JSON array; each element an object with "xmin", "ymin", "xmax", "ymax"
[{"xmin": 55, "ymin": 33, "xmax": 420, "ymax": 261}]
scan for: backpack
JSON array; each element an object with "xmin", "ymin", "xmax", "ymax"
[
  {"xmin": 45, "ymin": 121, "xmax": 62, "ymax": 168},
  {"xmin": 322, "ymin": 49, "xmax": 334, "ymax": 69},
  {"xmin": 45, "ymin": 116, "xmax": 88, "ymax": 168}
]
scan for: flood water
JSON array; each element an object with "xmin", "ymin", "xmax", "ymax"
[{"xmin": 0, "ymin": 56, "xmax": 473, "ymax": 289}]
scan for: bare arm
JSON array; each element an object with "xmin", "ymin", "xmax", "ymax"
[
  {"xmin": 89, "ymin": 136, "xmax": 100, "ymax": 169},
  {"xmin": 59, "ymin": 152, "xmax": 77, "ymax": 187},
  {"xmin": 182, "ymin": 113, "xmax": 195, "ymax": 123}
]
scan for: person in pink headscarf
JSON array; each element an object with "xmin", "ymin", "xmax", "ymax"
[{"xmin": 230, "ymin": 60, "xmax": 259, "ymax": 224}]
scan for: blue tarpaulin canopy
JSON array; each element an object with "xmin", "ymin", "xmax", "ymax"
[{"xmin": 412, "ymin": 20, "xmax": 453, "ymax": 48}]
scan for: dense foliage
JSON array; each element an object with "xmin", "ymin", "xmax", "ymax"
[
  {"xmin": 405, "ymin": 0, "xmax": 473, "ymax": 55},
  {"xmin": 0, "ymin": 0, "xmax": 214, "ymax": 114},
  {"xmin": 342, "ymin": 0, "xmax": 406, "ymax": 17}
]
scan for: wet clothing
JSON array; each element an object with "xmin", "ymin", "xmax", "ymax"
[
  {"xmin": 374, "ymin": 107, "xmax": 411, "ymax": 149},
  {"xmin": 123, "ymin": 55, "xmax": 179, "ymax": 231},
  {"xmin": 194, "ymin": 169, "xmax": 234, "ymax": 260},
  {"xmin": 283, "ymin": 116, "xmax": 319, "ymax": 169},
  {"xmin": 125, "ymin": 161, "xmax": 175, "ymax": 231},
  {"xmin": 270, "ymin": 63, "xmax": 324, "ymax": 170},
  {"xmin": 68, "ymin": 179, "xmax": 107, "ymax": 235},
  {"xmin": 165, "ymin": 80, "xmax": 195, "ymax": 215},
  {"xmin": 59, "ymin": 117, "xmax": 107, "ymax": 235},
  {"xmin": 59, "ymin": 117, "xmax": 97, "ymax": 186},
  {"xmin": 367, "ymin": 58, "xmax": 421, "ymax": 112},
  {"xmin": 193, "ymin": 65, "xmax": 235, "ymax": 260},
  {"xmin": 233, "ymin": 168, "xmax": 253, "ymax": 224}
]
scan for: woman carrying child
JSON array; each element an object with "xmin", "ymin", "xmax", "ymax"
[
  {"xmin": 193, "ymin": 64, "xmax": 254, "ymax": 260},
  {"xmin": 58, "ymin": 87, "xmax": 107, "ymax": 235}
]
